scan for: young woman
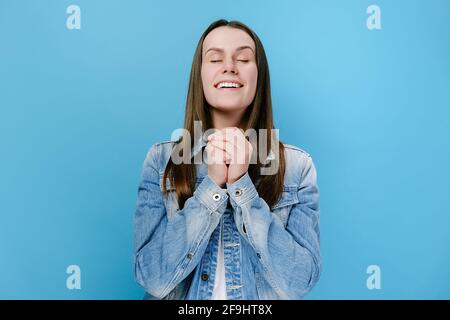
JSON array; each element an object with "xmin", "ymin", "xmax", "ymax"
[{"xmin": 134, "ymin": 19, "xmax": 321, "ymax": 300}]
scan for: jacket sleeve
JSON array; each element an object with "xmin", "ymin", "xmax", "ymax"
[
  {"xmin": 133, "ymin": 143, "xmax": 229, "ymax": 298},
  {"xmin": 226, "ymin": 154, "xmax": 321, "ymax": 299}
]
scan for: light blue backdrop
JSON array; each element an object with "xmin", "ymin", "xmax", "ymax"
[{"xmin": 1, "ymin": 0, "xmax": 449, "ymax": 299}]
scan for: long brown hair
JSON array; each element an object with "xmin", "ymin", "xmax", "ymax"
[{"xmin": 163, "ymin": 19, "xmax": 285, "ymax": 209}]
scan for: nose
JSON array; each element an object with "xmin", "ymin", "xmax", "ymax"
[{"xmin": 222, "ymin": 57, "xmax": 238, "ymax": 75}]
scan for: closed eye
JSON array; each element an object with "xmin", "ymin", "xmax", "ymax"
[
  {"xmin": 238, "ymin": 59, "xmax": 249, "ymax": 63},
  {"xmin": 210, "ymin": 60, "xmax": 222, "ymax": 63}
]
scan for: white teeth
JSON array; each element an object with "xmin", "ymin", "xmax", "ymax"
[{"xmin": 217, "ymin": 82, "xmax": 242, "ymax": 88}]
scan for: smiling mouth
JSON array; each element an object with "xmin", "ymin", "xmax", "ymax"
[{"xmin": 214, "ymin": 81, "xmax": 244, "ymax": 89}]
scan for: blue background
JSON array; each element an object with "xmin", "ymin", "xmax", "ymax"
[{"xmin": 1, "ymin": 0, "xmax": 449, "ymax": 299}]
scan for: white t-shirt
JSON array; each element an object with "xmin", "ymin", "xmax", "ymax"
[{"xmin": 211, "ymin": 222, "xmax": 227, "ymax": 300}]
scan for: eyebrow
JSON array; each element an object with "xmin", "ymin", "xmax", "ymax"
[{"xmin": 204, "ymin": 45, "xmax": 255, "ymax": 55}]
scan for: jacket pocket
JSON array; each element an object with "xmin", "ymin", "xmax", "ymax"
[
  {"xmin": 255, "ymin": 270, "xmax": 280, "ymax": 300},
  {"xmin": 270, "ymin": 187, "xmax": 299, "ymax": 228}
]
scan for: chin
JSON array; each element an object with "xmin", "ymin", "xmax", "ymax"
[{"xmin": 213, "ymin": 101, "xmax": 247, "ymax": 111}]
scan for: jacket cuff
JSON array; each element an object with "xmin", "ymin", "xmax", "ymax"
[
  {"xmin": 226, "ymin": 172, "xmax": 258, "ymax": 208},
  {"xmin": 193, "ymin": 175, "xmax": 229, "ymax": 214}
]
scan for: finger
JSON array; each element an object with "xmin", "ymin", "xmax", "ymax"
[
  {"xmin": 229, "ymin": 128, "xmax": 254, "ymax": 160},
  {"xmin": 209, "ymin": 130, "xmax": 241, "ymax": 156},
  {"xmin": 209, "ymin": 128, "xmax": 251, "ymax": 164},
  {"xmin": 208, "ymin": 128, "xmax": 238, "ymax": 145},
  {"xmin": 206, "ymin": 143, "xmax": 228, "ymax": 164},
  {"xmin": 211, "ymin": 139, "xmax": 248, "ymax": 165},
  {"xmin": 211, "ymin": 143, "xmax": 230, "ymax": 162},
  {"xmin": 206, "ymin": 144, "xmax": 222, "ymax": 164},
  {"xmin": 209, "ymin": 140, "xmax": 233, "ymax": 159},
  {"xmin": 221, "ymin": 128, "xmax": 246, "ymax": 151},
  {"xmin": 217, "ymin": 128, "xmax": 248, "ymax": 163}
]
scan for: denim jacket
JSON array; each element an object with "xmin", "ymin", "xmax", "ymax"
[{"xmin": 133, "ymin": 135, "xmax": 321, "ymax": 300}]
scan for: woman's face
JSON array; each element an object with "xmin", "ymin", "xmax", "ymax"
[{"xmin": 201, "ymin": 26, "xmax": 258, "ymax": 113}]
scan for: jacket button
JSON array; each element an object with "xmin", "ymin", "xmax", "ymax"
[
  {"xmin": 201, "ymin": 273, "xmax": 209, "ymax": 281},
  {"xmin": 186, "ymin": 253, "xmax": 193, "ymax": 259},
  {"xmin": 234, "ymin": 189, "xmax": 243, "ymax": 196},
  {"xmin": 212, "ymin": 193, "xmax": 221, "ymax": 201}
]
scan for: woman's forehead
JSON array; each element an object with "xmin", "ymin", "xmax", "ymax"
[{"xmin": 203, "ymin": 26, "xmax": 255, "ymax": 54}]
